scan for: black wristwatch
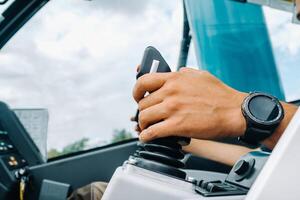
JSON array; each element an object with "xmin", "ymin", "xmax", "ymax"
[{"xmin": 239, "ymin": 92, "xmax": 284, "ymax": 146}]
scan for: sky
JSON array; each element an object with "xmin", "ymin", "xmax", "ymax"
[
  {"xmin": 0, "ymin": 0, "xmax": 299, "ymax": 153},
  {"xmin": 0, "ymin": 0, "xmax": 185, "ymax": 151}
]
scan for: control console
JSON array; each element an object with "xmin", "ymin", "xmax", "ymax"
[
  {"xmin": 195, "ymin": 151, "xmax": 269, "ymax": 197},
  {"xmin": 103, "ymin": 150, "xmax": 269, "ymax": 200},
  {"xmin": 0, "ymin": 102, "xmax": 44, "ymax": 199}
]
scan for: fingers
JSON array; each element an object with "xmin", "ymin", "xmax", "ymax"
[
  {"xmin": 138, "ymin": 103, "xmax": 168, "ymax": 130},
  {"xmin": 138, "ymin": 89, "xmax": 164, "ymax": 111},
  {"xmin": 130, "ymin": 115, "xmax": 141, "ymax": 134},
  {"xmin": 139, "ymin": 120, "xmax": 175, "ymax": 143},
  {"xmin": 135, "ymin": 124, "xmax": 141, "ymax": 133},
  {"xmin": 133, "ymin": 73, "xmax": 172, "ymax": 103}
]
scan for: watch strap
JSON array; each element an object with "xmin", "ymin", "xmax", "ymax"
[{"xmin": 239, "ymin": 126, "xmax": 274, "ymax": 146}]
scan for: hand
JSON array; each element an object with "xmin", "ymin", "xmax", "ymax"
[
  {"xmin": 130, "ymin": 115, "xmax": 141, "ymax": 133},
  {"xmin": 133, "ymin": 67, "xmax": 247, "ymax": 143}
]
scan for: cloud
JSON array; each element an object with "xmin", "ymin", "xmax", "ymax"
[
  {"xmin": 0, "ymin": 0, "xmax": 183, "ymax": 150},
  {"xmin": 3, "ymin": 1, "xmax": 298, "ymax": 152},
  {"xmin": 83, "ymin": 0, "xmax": 150, "ymax": 14}
]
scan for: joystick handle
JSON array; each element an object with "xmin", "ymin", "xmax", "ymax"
[
  {"xmin": 132, "ymin": 47, "xmax": 190, "ymax": 180},
  {"xmin": 135, "ymin": 46, "xmax": 190, "ymax": 147}
]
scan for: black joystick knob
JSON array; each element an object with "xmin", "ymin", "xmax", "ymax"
[{"xmin": 234, "ymin": 160, "xmax": 249, "ymax": 175}]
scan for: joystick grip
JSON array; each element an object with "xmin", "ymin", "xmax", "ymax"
[
  {"xmin": 135, "ymin": 46, "xmax": 191, "ymax": 148},
  {"xmin": 131, "ymin": 47, "xmax": 190, "ymax": 179}
]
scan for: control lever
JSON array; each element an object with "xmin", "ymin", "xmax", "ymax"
[
  {"xmin": 132, "ymin": 46, "xmax": 190, "ymax": 180},
  {"xmin": 135, "ymin": 46, "xmax": 190, "ymax": 146}
]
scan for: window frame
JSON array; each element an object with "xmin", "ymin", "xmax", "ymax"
[{"xmin": 0, "ymin": 0, "xmax": 48, "ymax": 50}]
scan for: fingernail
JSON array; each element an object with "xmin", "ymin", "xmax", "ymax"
[{"xmin": 139, "ymin": 129, "xmax": 150, "ymax": 141}]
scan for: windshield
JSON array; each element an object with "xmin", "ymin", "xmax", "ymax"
[
  {"xmin": 0, "ymin": 1, "xmax": 299, "ymax": 159},
  {"xmin": 0, "ymin": 0, "xmax": 185, "ymax": 158}
]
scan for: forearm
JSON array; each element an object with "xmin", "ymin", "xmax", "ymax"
[
  {"xmin": 183, "ymin": 139, "xmax": 255, "ymax": 166},
  {"xmin": 262, "ymin": 103, "xmax": 298, "ymax": 149}
]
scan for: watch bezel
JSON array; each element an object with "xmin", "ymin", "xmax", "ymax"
[{"xmin": 242, "ymin": 92, "xmax": 284, "ymax": 127}]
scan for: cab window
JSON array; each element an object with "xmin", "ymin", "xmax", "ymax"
[{"xmin": 0, "ymin": 0, "xmax": 183, "ymax": 158}]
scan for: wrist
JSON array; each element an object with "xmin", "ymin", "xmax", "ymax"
[
  {"xmin": 222, "ymin": 92, "xmax": 247, "ymax": 138},
  {"xmin": 233, "ymin": 92, "xmax": 247, "ymax": 137}
]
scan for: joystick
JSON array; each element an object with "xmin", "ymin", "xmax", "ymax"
[
  {"xmin": 102, "ymin": 47, "xmax": 270, "ymax": 199},
  {"xmin": 131, "ymin": 46, "xmax": 190, "ymax": 180}
]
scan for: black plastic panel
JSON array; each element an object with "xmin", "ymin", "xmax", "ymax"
[
  {"xmin": 0, "ymin": 102, "xmax": 44, "ymax": 198},
  {"xmin": 27, "ymin": 141, "xmax": 137, "ymax": 199}
]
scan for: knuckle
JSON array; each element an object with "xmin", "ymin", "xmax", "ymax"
[
  {"xmin": 137, "ymin": 73, "xmax": 151, "ymax": 87},
  {"xmin": 163, "ymin": 82, "xmax": 175, "ymax": 95},
  {"xmin": 202, "ymin": 70, "xmax": 211, "ymax": 76},
  {"xmin": 169, "ymin": 71, "xmax": 179, "ymax": 78},
  {"xmin": 136, "ymin": 76, "xmax": 146, "ymax": 89},
  {"xmin": 168, "ymin": 72, "xmax": 180, "ymax": 81},
  {"xmin": 138, "ymin": 100, "xmax": 145, "ymax": 111},
  {"xmin": 163, "ymin": 79, "xmax": 180, "ymax": 94},
  {"xmin": 179, "ymin": 67, "xmax": 191, "ymax": 73},
  {"xmin": 134, "ymin": 74, "xmax": 152, "ymax": 101},
  {"xmin": 173, "ymin": 116, "xmax": 184, "ymax": 127},
  {"xmin": 147, "ymin": 128, "xmax": 158, "ymax": 139},
  {"xmin": 160, "ymin": 105, "xmax": 169, "ymax": 117},
  {"xmin": 144, "ymin": 73, "xmax": 155, "ymax": 82},
  {"xmin": 133, "ymin": 83, "xmax": 143, "ymax": 101},
  {"xmin": 132, "ymin": 84, "xmax": 138, "ymax": 97},
  {"xmin": 164, "ymin": 98, "xmax": 179, "ymax": 112}
]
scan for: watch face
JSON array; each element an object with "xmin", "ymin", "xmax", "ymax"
[
  {"xmin": 249, "ymin": 96, "xmax": 279, "ymax": 121},
  {"xmin": 244, "ymin": 93, "xmax": 284, "ymax": 125}
]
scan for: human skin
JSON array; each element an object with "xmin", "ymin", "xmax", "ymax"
[
  {"xmin": 183, "ymin": 139, "xmax": 256, "ymax": 166},
  {"xmin": 132, "ymin": 67, "xmax": 298, "ymax": 150}
]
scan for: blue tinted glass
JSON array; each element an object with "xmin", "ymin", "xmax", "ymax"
[{"xmin": 185, "ymin": 0, "xmax": 285, "ymax": 100}]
